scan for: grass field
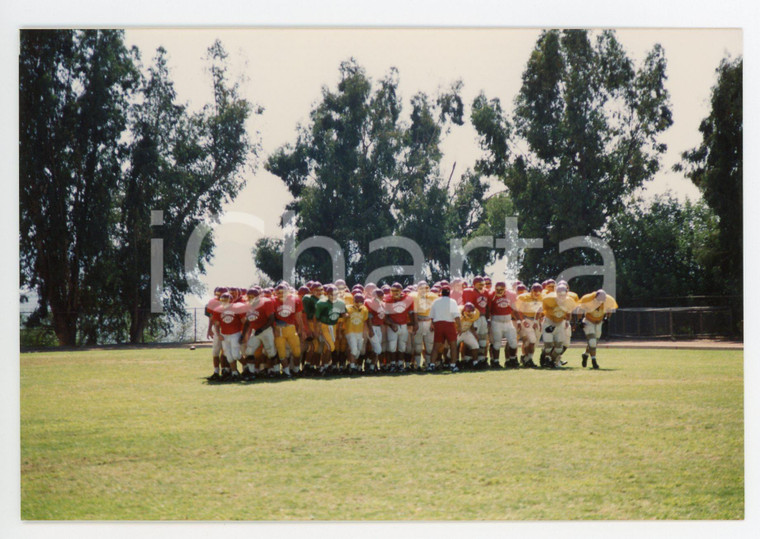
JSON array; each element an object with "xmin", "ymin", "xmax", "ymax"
[{"xmin": 20, "ymin": 346, "xmax": 743, "ymax": 520}]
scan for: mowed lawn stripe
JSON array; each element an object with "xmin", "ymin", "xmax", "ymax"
[{"xmin": 20, "ymin": 347, "xmax": 743, "ymax": 520}]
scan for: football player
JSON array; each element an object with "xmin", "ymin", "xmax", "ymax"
[
  {"xmin": 462, "ymin": 276, "xmax": 491, "ymax": 369},
  {"xmin": 364, "ymin": 287, "xmax": 387, "ymax": 374},
  {"xmin": 412, "ymin": 281, "xmax": 438, "ymax": 370},
  {"xmin": 314, "ymin": 285, "xmax": 348, "ymax": 375},
  {"xmin": 540, "ymin": 283, "xmax": 578, "ymax": 368},
  {"xmin": 205, "ymin": 286, "xmax": 226, "ymax": 381},
  {"xmin": 272, "ymin": 283, "xmax": 306, "ymax": 378},
  {"xmin": 211, "ymin": 292, "xmax": 247, "ymax": 381},
  {"xmin": 385, "ymin": 282, "xmax": 417, "ymax": 373},
  {"xmin": 300, "ymin": 281, "xmax": 323, "ymax": 375},
  {"xmin": 458, "ymin": 302, "xmax": 481, "ymax": 366},
  {"xmin": 240, "ymin": 287, "xmax": 277, "ymax": 380},
  {"xmin": 344, "ymin": 293, "xmax": 370, "ymax": 374},
  {"xmin": 578, "ymin": 289, "xmax": 618, "ymax": 369},
  {"xmin": 490, "ymin": 281, "xmax": 520, "ymax": 368},
  {"xmin": 515, "ymin": 283, "xmax": 544, "ymax": 368}
]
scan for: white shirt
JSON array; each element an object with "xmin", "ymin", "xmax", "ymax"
[{"xmin": 430, "ymin": 296, "xmax": 461, "ymax": 323}]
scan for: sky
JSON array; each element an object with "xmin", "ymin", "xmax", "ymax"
[{"xmin": 121, "ymin": 27, "xmax": 742, "ymax": 306}]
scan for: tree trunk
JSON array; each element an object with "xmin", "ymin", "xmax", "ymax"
[
  {"xmin": 52, "ymin": 309, "xmax": 77, "ymax": 346},
  {"xmin": 128, "ymin": 306, "xmax": 149, "ymax": 344}
]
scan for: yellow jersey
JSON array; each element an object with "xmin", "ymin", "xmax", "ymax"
[
  {"xmin": 344, "ymin": 304, "xmax": 369, "ymax": 334},
  {"xmin": 516, "ymin": 292, "xmax": 544, "ymax": 318},
  {"xmin": 579, "ymin": 293, "xmax": 618, "ymax": 323},
  {"xmin": 413, "ymin": 291, "xmax": 439, "ymax": 318},
  {"xmin": 459, "ymin": 307, "xmax": 480, "ymax": 332},
  {"xmin": 541, "ymin": 293, "xmax": 578, "ymax": 323}
]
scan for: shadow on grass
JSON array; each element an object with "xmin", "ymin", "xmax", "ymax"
[{"xmin": 200, "ymin": 365, "xmax": 620, "ymax": 384}]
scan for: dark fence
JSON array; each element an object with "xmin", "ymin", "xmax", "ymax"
[
  {"xmin": 20, "ymin": 308, "xmax": 210, "ymax": 348},
  {"xmin": 606, "ymin": 306, "xmax": 736, "ymax": 339}
]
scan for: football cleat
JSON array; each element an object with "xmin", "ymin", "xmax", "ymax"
[
  {"xmin": 582, "ymin": 353, "xmax": 589, "ymax": 368},
  {"xmin": 490, "ymin": 360, "xmax": 502, "ymax": 369},
  {"xmin": 592, "ymin": 358, "xmax": 599, "ymax": 369},
  {"xmin": 206, "ymin": 372, "xmax": 221, "ymax": 382}
]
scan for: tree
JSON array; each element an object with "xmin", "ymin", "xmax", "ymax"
[
  {"xmin": 20, "ymin": 30, "xmax": 139, "ymax": 346},
  {"xmin": 604, "ymin": 194, "xmax": 721, "ymax": 301},
  {"xmin": 675, "ymin": 56, "xmax": 742, "ymax": 294},
  {"xmin": 472, "ymin": 30, "xmax": 673, "ymax": 283},
  {"xmin": 20, "ymin": 32, "xmax": 258, "ymax": 345},
  {"xmin": 117, "ymin": 41, "xmax": 258, "ymax": 343},
  {"xmin": 256, "ymin": 59, "xmax": 484, "ymax": 285}
]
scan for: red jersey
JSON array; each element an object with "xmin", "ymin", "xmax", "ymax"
[
  {"xmin": 489, "ymin": 292, "xmax": 516, "ymax": 316},
  {"xmin": 244, "ymin": 298, "xmax": 275, "ymax": 331},
  {"xmin": 205, "ymin": 297, "xmax": 221, "ymax": 318},
  {"xmin": 273, "ymin": 295, "xmax": 304, "ymax": 325},
  {"xmin": 385, "ymin": 294, "xmax": 414, "ymax": 325},
  {"xmin": 462, "ymin": 287, "xmax": 490, "ymax": 314},
  {"xmin": 213, "ymin": 305, "xmax": 245, "ymax": 335},
  {"xmin": 365, "ymin": 298, "xmax": 387, "ymax": 327}
]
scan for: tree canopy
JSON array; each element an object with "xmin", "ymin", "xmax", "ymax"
[
  {"xmin": 20, "ymin": 30, "xmax": 258, "ymax": 345},
  {"xmin": 472, "ymin": 29, "xmax": 673, "ymax": 284},
  {"xmin": 675, "ymin": 56, "xmax": 742, "ymax": 294},
  {"xmin": 255, "ymin": 59, "xmax": 487, "ymax": 285}
]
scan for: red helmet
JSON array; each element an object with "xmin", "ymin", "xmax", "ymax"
[
  {"xmin": 353, "ymin": 294, "xmax": 365, "ymax": 304},
  {"xmin": 464, "ymin": 302, "xmax": 476, "ymax": 312},
  {"xmin": 516, "ymin": 284, "xmax": 528, "ymax": 294},
  {"xmin": 247, "ymin": 287, "xmax": 260, "ymax": 298},
  {"xmin": 298, "ymin": 286, "xmax": 309, "ymax": 296},
  {"xmin": 531, "ymin": 283, "xmax": 542, "ymax": 293},
  {"xmin": 220, "ymin": 292, "xmax": 232, "ymax": 302}
]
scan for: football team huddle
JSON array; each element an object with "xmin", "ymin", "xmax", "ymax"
[{"xmin": 204, "ymin": 277, "xmax": 618, "ymax": 382}]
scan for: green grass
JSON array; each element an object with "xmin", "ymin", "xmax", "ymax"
[{"xmin": 20, "ymin": 347, "xmax": 743, "ymax": 520}]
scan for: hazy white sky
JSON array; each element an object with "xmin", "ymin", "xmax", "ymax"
[{"xmin": 122, "ymin": 27, "xmax": 741, "ymax": 305}]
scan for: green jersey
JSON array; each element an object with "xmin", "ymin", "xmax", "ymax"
[
  {"xmin": 302, "ymin": 294, "xmax": 319, "ymax": 319},
  {"xmin": 315, "ymin": 299, "xmax": 347, "ymax": 325}
]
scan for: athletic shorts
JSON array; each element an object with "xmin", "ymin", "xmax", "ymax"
[
  {"xmin": 275, "ymin": 324, "xmax": 301, "ymax": 359},
  {"xmin": 220, "ymin": 331, "xmax": 242, "ymax": 362},
  {"xmin": 458, "ymin": 330, "xmax": 479, "ymax": 350},
  {"xmin": 583, "ymin": 319, "xmax": 604, "ymax": 340},
  {"xmin": 244, "ymin": 326, "xmax": 276, "ymax": 358},
  {"xmin": 491, "ymin": 315, "xmax": 518, "ymax": 349},
  {"xmin": 433, "ymin": 321, "xmax": 457, "ymax": 344}
]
